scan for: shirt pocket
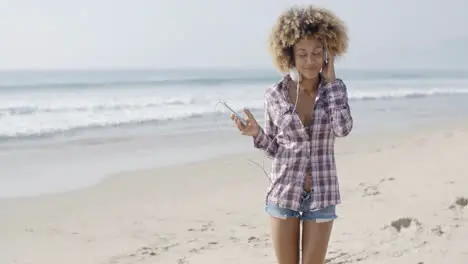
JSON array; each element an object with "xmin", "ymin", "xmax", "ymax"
[
  {"xmin": 270, "ymin": 103, "xmax": 299, "ymax": 138},
  {"xmin": 270, "ymin": 102, "xmax": 291, "ymax": 128}
]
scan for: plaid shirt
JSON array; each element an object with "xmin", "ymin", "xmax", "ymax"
[{"xmin": 253, "ymin": 74, "xmax": 353, "ymax": 212}]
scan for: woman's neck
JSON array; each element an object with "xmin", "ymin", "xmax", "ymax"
[{"xmin": 300, "ymin": 75, "xmax": 320, "ymax": 94}]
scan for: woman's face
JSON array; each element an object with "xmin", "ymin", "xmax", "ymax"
[{"xmin": 293, "ymin": 36, "xmax": 325, "ymax": 80}]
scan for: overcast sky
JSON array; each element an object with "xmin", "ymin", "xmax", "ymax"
[{"xmin": 0, "ymin": 0, "xmax": 467, "ymax": 70}]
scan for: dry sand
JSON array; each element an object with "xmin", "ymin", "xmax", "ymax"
[{"xmin": 1, "ymin": 122, "xmax": 467, "ymax": 263}]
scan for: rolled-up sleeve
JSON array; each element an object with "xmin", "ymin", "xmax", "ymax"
[
  {"xmin": 253, "ymin": 95, "xmax": 278, "ymax": 158},
  {"xmin": 324, "ymin": 79, "xmax": 353, "ymax": 137}
]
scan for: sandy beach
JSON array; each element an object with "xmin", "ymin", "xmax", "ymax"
[
  {"xmin": 1, "ymin": 120, "xmax": 467, "ymax": 264},
  {"xmin": 2, "ymin": 0, "xmax": 468, "ymax": 262}
]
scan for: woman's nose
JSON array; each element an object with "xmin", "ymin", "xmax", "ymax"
[{"xmin": 306, "ymin": 54, "xmax": 319, "ymax": 64}]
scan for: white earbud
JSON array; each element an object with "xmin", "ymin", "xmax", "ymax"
[{"xmin": 289, "ymin": 67, "xmax": 301, "ymax": 83}]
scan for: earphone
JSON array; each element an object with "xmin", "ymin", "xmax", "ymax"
[
  {"xmin": 289, "ymin": 67, "xmax": 301, "ymax": 83},
  {"xmin": 323, "ymin": 49, "xmax": 328, "ymax": 66},
  {"xmin": 214, "ymin": 69, "xmax": 301, "ymax": 184},
  {"xmin": 214, "ymin": 44, "xmax": 330, "ymax": 185},
  {"xmin": 256, "ymin": 69, "xmax": 301, "ymax": 183}
]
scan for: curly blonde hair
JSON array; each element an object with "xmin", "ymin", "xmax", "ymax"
[{"xmin": 268, "ymin": 5, "xmax": 349, "ymax": 72}]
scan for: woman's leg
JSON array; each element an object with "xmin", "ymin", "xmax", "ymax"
[
  {"xmin": 300, "ymin": 205, "xmax": 337, "ymax": 264},
  {"xmin": 270, "ymin": 216, "xmax": 301, "ymax": 264},
  {"xmin": 301, "ymin": 219, "xmax": 333, "ymax": 264},
  {"xmin": 266, "ymin": 204, "xmax": 301, "ymax": 264}
]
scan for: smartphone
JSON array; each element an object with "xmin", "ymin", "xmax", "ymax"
[{"xmin": 221, "ymin": 102, "xmax": 246, "ymax": 126}]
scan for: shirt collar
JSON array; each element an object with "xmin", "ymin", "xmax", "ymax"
[{"xmin": 278, "ymin": 73, "xmax": 327, "ymax": 101}]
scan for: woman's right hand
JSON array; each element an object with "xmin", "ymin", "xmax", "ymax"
[{"xmin": 231, "ymin": 108, "xmax": 260, "ymax": 137}]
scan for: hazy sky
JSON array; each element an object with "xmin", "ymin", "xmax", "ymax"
[{"xmin": 0, "ymin": 0, "xmax": 467, "ymax": 70}]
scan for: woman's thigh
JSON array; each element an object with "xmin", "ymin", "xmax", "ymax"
[
  {"xmin": 266, "ymin": 204, "xmax": 301, "ymax": 264},
  {"xmin": 301, "ymin": 220, "xmax": 334, "ymax": 264},
  {"xmin": 301, "ymin": 205, "xmax": 337, "ymax": 264}
]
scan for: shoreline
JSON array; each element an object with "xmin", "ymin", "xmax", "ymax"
[{"xmin": 1, "ymin": 116, "xmax": 466, "ymax": 201}]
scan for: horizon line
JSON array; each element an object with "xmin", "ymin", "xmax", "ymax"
[{"xmin": 1, "ymin": 66, "xmax": 468, "ymax": 72}]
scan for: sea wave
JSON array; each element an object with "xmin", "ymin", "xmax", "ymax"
[
  {"xmin": 0, "ymin": 98, "xmax": 199, "ymax": 116},
  {"xmin": 2, "ymin": 87, "xmax": 467, "ymax": 117},
  {"xmin": 0, "ymin": 76, "xmax": 277, "ymax": 90},
  {"xmin": 349, "ymin": 88, "xmax": 468, "ymax": 101},
  {"xmin": 1, "ymin": 87, "xmax": 467, "ymax": 140},
  {"xmin": 0, "ymin": 109, "xmax": 263, "ymax": 140}
]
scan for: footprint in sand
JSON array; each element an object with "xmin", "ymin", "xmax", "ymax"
[
  {"xmin": 362, "ymin": 185, "xmax": 380, "ymax": 197},
  {"xmin": 176, "ymin": 257, "xmax": 188, "ymax": 264},
  {"xmin": 187, "ymin": 221, "xmax": 215, "ymax": 232},
  {"xmin": 361, "ymin": 177, "xmax": 396, "ymax": 197},
  {"xmin": 240, "ymin": 223, "xmax": 257, "ymax": 230},
  {"xmin": 384, "ymin": 217, "xmax": 423, "ymax": 233},
  {"xmin": 106, "ymin": 237, "xmax": 180, "ymax": 264},
  {"xmin": 431, "ymin": 225, "xmax": 444, "ymax": 236},
  {"xmin": 188, "ymin": 241, "xmax": 221, "ymax": 254},
  {"xmin": 247, "ymin": 234, "xmax": 271, "ymax": 248},
  {"xmin": 449, "ymin": 196, "xmax": 468, "ymax": 220},
  {"xmin": 325, "ymin": 250, "xmax": 370, "ymax": 263}
]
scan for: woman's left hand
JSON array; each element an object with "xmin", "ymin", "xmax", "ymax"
[{"xmin": 322, "ymin": 51, "xmax": 336, "ymax": 84}]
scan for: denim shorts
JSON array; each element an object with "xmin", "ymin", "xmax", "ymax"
[{"xmin": 265, "ymin": 191, "xmax": 337, "ymax": 221}]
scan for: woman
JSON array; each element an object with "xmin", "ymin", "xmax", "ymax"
[{"xmin": 232, "ymin": 5, "xmax": 353, "ymax": 264}]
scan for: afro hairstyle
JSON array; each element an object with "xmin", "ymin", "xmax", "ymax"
[{"xmin": 268, "ymin": 5, "xmax": 349, "ymax": 72}]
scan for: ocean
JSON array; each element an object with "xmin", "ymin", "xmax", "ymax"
[
  {"xmin": 1, "ymin": 68, "xmax": 468, "ymax": 140},
  {"xmin": 1, "ymin": 68, "xmax": 468, "ymax": 198}
]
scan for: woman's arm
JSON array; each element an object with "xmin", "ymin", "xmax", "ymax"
[
  {"xmin": 324, "ymin": 79, "xmax": 353, "ymax": 137},
  {"xmin": 253, "ymin": 96, "xmax": 279, "ymax": 158}
]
